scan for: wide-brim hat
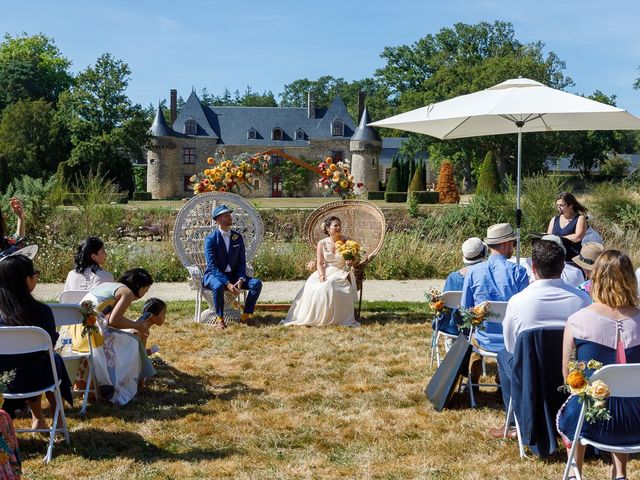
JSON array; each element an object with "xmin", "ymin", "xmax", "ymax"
[
  {"xmin": 484, "ymin": 223, "xmax": 517, "ymax": 246},
  {"xmin": 212, "ymin": 204, "xmax": 233, "ymax": 220},
  {"xmin": 0, "ymin": 244, "xmax": 39, "ymax": 262},
  {"xmin": 573, "ymin": 242, "xmax": 605, "ymax": 270},
  {"xmin": 462, "ymin": 237, "xmax": 487, "ymax": 265}
]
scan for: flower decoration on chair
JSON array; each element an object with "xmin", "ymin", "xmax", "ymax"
[
  {"xmin": 79, "ymin": 300, "xmax": 100, "ymax": 338},
  {"xmin": 0, "ymin": 370, "xmax": 16, "ymax": 409},
  {"xmin": 316, "ymin": 157, "xmax": 362, "ymax": 199},
  {"xmin": 191, "ymin": 149, "xmax": 270, "ymax": 194},
  {"xmin": 559, "ymin": 359, "xmax": 611, "ymax": 423},
  {"xmin": 459, "ymin": 301, "xmax": 491, "ymax": 331},
  {"xmin": 426, "ymin": 288, "xmax": 448, "ymax": 322}
]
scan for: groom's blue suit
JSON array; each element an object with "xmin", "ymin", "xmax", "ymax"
[{"xmin": 203, "ymin": 228, "xmax": 262, "ymax": 317}]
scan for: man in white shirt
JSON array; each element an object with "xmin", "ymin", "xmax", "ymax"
[{"xmin": 489, "ymin": 238, "xmax": 590, "ymax": 439}]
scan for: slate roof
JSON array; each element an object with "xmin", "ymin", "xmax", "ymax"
[
  {"xmin": 351, "ymin": 107, "xmax": 381, "ymax": 143},
  {"xmin": 149, "ymin": 105, "xmax": 178, "ymax": 137},
  {"xmin": 171, "ymin": 92, "xmax": 357, "ymax": 146}
]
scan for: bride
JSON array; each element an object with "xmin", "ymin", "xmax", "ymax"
[{"xmin": 281, "ymin": 216, "xmax": 360, "ymax": 327}]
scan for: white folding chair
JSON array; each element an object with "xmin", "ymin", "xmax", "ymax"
[
  {"xmin": 563, "ymin": 363, "xmax": 640, "ymax": 480},
  {"xmin": 58, "ymin": 290, "xmax": 88, "ymax": 304},
  {"xmin": 49, "ymin": 303, "xmax": 98, "ymax": 415},
  {"xmin": 465, "ymin": 300, "xmax": 508, "ymax": 407},
  {"xmin": 430, "ymin": 291, "xmax": 463, "ymax": 368},
  {"xmin": 0, "ymin": 326, "xmax": 71, "ymax": 463}
]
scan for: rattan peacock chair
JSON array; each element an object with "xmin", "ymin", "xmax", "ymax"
[
  {"xmin": 303, "ymin": 200, "xmax": 386, "ymax": 318},
  {"xmin": 173, "ymin": 192, "xmax": 264, "ymax": 324}
]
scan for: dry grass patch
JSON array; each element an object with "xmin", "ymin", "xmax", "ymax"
[{"xmin": 16, "ymin": 302, "xmax": 638, "ymax": 479}]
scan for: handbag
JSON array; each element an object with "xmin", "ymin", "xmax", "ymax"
[{"xmin": 425, "ymin": 334, "xmax": 472, "ymax": 412}]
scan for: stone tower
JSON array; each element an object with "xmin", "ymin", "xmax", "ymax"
[
  {"xmin": 350, "ymin": 106, "xmax": 381, "ymax": 194},
  {"xmin": 147, "ymin": 105, "xmax": 180, "ymax": 199}
]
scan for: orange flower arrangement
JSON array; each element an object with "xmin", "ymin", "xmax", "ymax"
[
  {"xmin": 316, "ymin": 157, "xmax": 362, "ymax": 199},
  {"xmin": 191, "ymin": 149, "xmax": 270, "ymax": 194},
  {"xmin": 460, "ymin": 301, "xmax": 491, "ymax": 330},
  {"xmin": 559, "ymin": 359, "xmax": 611, "ymax": 423},
  {"xmin": 426, "ymin": 288, "xmax": 448, "ymax": 322}
]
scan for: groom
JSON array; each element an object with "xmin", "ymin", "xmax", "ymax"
[{"xmin": 203, "ymin": 204, "xmax": 262, "ymax": 329}]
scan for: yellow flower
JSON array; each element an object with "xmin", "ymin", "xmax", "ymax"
[
  {"xmin": 588, "ymin": 379, "xmax": 610, "ymax": 400},
  {"xmin": 237, "ymin": 171, "xmax": 244, "ymax": 178},
  {"xmin": 329, "ymin": 164, "xmax": 337, "ymax": 171},
  {"xmin": 340, "ymin": 180, "xmax": 348, "ymax": 188},
  {"xmin": 207, "ymin": 157, "xmax": 214, "ymax": 164}
]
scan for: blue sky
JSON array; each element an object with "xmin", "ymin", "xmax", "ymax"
[{"xmin": 2, "ymin": 0, "xmax": 640, "ymax": 115}]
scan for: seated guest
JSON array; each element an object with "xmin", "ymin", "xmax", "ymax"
[
  {"xmin": 81, "ymin": 269, "xmax": 155, "ymax": 405},
  {"xmin": 573, "ymin": 242, "xmax": 604, "ymax": 297},
  {"xmin": 434, "ymin": 237, "xmax": 487, "ymax": 337},
  {"xmin": 557, "ymin": 250, "xmax": 640, "ymax": 480},
  {"xmin": 461, "ymin": 223, "xmax": 529, "ymax": 384},
  {"xmin": 203, "ymin": 205, "xmax": 262, "ymax": 329},
  {"xmin": 64, "ymin": 236, "xmax": 113, "ymax": 291},
  {"xmin": 541, "ymin": 234, "xmax": 584, "ymax": 287},
  {"xmin": 0, "ymin": 255, "xmax": 73, "ymax": 430},
  {"xmin": 488, "ymin": 239, "xmax": 590, "ymax": 439}
]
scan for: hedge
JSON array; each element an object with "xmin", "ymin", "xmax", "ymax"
[
  {"xmin": 384, "ymin": 192, "xmax": 408, "ymax": 203},
  {"xmin": 408, "ymin": 191, "xmax": 439, "ymax": 204},
  {"xmin": 133, "ymin": 192, "xmax": 153, "ymax": 201},
  {"xmin": 367, "ymin": 191, "xmax": 385, "ymax": 200}
]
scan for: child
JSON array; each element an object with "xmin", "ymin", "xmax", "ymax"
[{"xmin": 140, "ymin": 297, "xmax": 166, "ymax": 354}]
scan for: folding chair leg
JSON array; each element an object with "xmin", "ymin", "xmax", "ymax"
[
  {"xmin": 80, "ymin": 360, "xmax": 93, "ymax": 415},
  {"xmin": 429, "ymin": 333, "xmax": 437, "ymax": 368}
]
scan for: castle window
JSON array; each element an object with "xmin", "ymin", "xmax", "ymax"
[
  {"xmin": 185, "ymin": 120, "xmax": 197, "ymax": 135},
  {"xmin": 295, "ymin": 129, "xmax": 305, "ymax": 140},
  {"xmin": 272, "ymin": 128, "xmax": 283, "ymax": 141},
  {"xmin": 247, "ymin": 129, "xmax": 257, "ymax": 140},
  {"xmin": 184, "ymin": 176, "xmax": 192, "ymax": 192},
  {"xmin": 183, "ymin": 148, "xmax": 195, "ymax": 164},
  {"xmin": 332, "ymin": 151, "xmax": 343, "ymax": 163},
  {"xmin": 253, "ymin": 179, "xmax": 260, "ymax": 189},
  {"xmin": 331, "ymin": 120, "xmax": 344, "ymax": 136},
  {"xmin": 371, "ymin": 157, "xmax": 376, "ymax": 166}
]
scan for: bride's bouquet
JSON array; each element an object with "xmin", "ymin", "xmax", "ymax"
[{"xmin": 335, "ymin": 240, "xmax": 363, "ymax": 269}]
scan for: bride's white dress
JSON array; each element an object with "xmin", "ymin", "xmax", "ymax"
[{"xmin": 281, "ymin": 244, "xmax": 360, "ymax": 327}]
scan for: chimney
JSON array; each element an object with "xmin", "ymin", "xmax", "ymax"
[
  {"xmin": 170, "ymin": 89, "xmax": 177, "ymax": 124},
  {"xmin": 358, "ymin": 91, "xmax": 366, "ymax": 122},
  {"xmin": 307, "ymin": 91, "xmax": 316, "ymax": 119}
]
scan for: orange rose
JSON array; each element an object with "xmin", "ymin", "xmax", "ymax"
[
  {"xmin": 589, "ymin": 379, "xmax": 610, "ymax": 400},
  {"xmin": 567, "ymin": 370, "xmax": 588, "ymax": 392},
  {"xmin": 86, "ymin": 315, "xmax": 97, "ymax": 326},
  {"xmin": 431, "ymin": 300, "xmax": 445, "ymax": 310},
  {"xmin": 207, "ymin": 157, "xmax": 214, "ymax": 164}
]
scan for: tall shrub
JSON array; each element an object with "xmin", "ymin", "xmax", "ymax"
[
  {"xmin": 476, "ymin": 151, "xmax": 501, "ymax": 195},
  {"xmin": 436, "ymin": 160, "xmax": 460, "ymax": 204},
  {"xmin": 386, "ymin": 167, "xmax": 401, "ymax": 192},
  {"xmin": 408, "ymin": 167, "xmax": 425, "ymax": 192}
]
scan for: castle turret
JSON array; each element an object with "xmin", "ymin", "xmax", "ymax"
[
  {"xmin": 350, "ymin": 106, "xmax": 382, "ymax": 194},
  {"xmin": 147, "ymin": 105, "xmax": 180, "ymax": 199}
]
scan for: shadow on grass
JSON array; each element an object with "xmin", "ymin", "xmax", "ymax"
[{"xmin": 18, "ymin": 428, "xmax": 236, "ymax": 462}]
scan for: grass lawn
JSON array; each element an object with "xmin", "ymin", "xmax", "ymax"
[{"xmin": 16, "ymin": 301, "xmax": 629, "ymax": 479}]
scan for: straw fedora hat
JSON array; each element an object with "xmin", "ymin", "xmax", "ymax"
[
  {"xmin": 484, "ymin": 223, "xmax": 517, "ymax": 246},
  {"xmin": 573, "ymin": 242, "xmax": 605, "ymax": 270}
]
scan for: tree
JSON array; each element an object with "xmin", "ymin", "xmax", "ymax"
[
  {"xmin": 476, "ymin": 151, "xmax": 501, "ymax": 195},
  {"xmin": 561, "ymin": 91, "xmax": 637, "ymax": 178},
  {"xmin": 385, "ymin": 167, "xmax": 401, "ymax": 192},
  {"xmin": 436, "ymin": 160, "xmax": 460, "ymax": 204},
  {"xmin": 273, "ymin": 161, "xmax": 311, "ymax": 197},
  {"xmin": 0, "ymin": 33, "xmax": 72, "ymax": 109},
  {"xmin": 375, "ymin": 21, "xmax": 573, "ymax": 186},
  {"xmin": 0, "ymin": 99, "xmax": 71, "ymax": 187},
  {"xmin": 199, "ymin": 86, "xmax": 278, "ymax": 107},
  {"xmin": 59, "ymin": 53, "xmax": 149, "ymax": 194},
  {"xmin": 408, "ymin": 166, "xmax": 425, "ymax": 192}
]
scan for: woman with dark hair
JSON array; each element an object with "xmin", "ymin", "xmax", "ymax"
[
  {"xmin": 282, "ymin": 216, "xmax": 360, "ymax": 327},
  {"xmin": 557, "ymin": 250, "xmax": 640, "ymax": 480},
  {"xmin": 0, "ymin": 198, "xmax": 26, "ymax": 256},
  {"xmin": 80, "ymin": 268, "xmax": 155, "ymax": 405},
  {"xmin": 64, "ymin": 236, "xmax": 114, "ymax": 291},
  {"xmin": 0, "ymin": 255, "xmax": 73, "ymax": 430},
  {"xmin": 547, "ymin": 192, "xmax": 588, "ymax": 262}
]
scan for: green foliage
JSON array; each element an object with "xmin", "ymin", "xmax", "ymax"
[
  {"xmin": 199, "ymin": 86, "xmax": 278, "ymax": 107},
  {"xmin": 476, "ymin": 151, "xmax": 501, "ymax": 195},
  {"xmin": 385, "ymin": 167, "xmax": 401, "ymax": 193},
  {"xmin": 133, "ymin": 191, "xmax": 152, "ymax": 201},
  {"xmin": 600, "ymin": 156, "xmax": 631, "ymax": 177},
  {"xmin": 385, "ymin": 192, "xmax": 408, "ymax": 203},
  {"xmin": 409, "ymin": 191, "xmax": 440, "ymax": 204},
  {"xmin": 407, "ymin": 193, "xmax": 420, "ymax": 217},
  {"xmin": 590, "ymin": 182, "xmax": 635, "ymax": 224},
  {"xmin": 367, "ymin": 191, "xmax": 385, "ymax": 200},
  {"xmin": 408, "ymin": 166, "xmax": 425, "ymax": 192},
  {"xmin": 0, "ymin": 99, "xmax": 70, "ymax": 182},
  {"xmin": 272, "ymin": 161, "xmax": 311, "ymax": 197},
  {"xmin": 133, "ymin": 165, "xmax": 147, "ymax": 192},
  {"xmin": 0, "ymin": 33, "xmax": 72, "ymax": 109},
  {"xmin": 519, "ymin": 174, "xmax": 567, "ymax": 233}
]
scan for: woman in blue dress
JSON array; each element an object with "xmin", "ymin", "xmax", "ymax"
[
  {"xmin": 557, "ymin": 250, "xmax": 640, "ymax": 480},
  {"xmin": 547, "ymin": 192, "xmax": 587, "ymax": 262}
]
